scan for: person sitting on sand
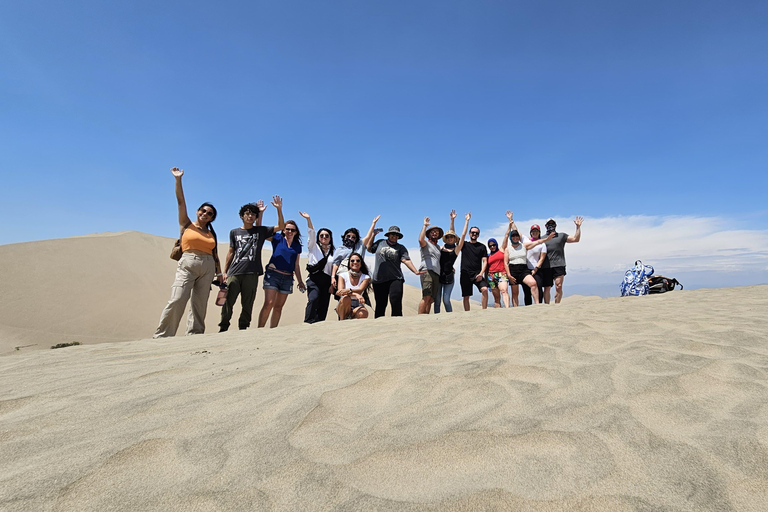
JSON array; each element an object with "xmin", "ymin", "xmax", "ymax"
[
  {"xmin": 434, "ymin": 210, "xmax": 470, "ymax": 314},
  {"xmin": 417, "ymin": 217, "xmax": 443, "ymax": 315},
  {"xmin": 257, "ymin": 216, "xmax": 306, "ymax": 328},
  {"xmin": 154, "ymin": 167, "xmax": 222, "ymax": 338},
  {"xmin": 541, "ymin": 216, "xmax": 583, "ymax": 304},
  {"xmin": 363, "ymin": 216, "xmax": 423, "ymax": 318},
  {"xmin": 218, "ymin": 200, "xmax": 280, "ymax": 332},
  {"xmin": 335, "ymin": 253, "xmax": 371, "ymax": 320}
]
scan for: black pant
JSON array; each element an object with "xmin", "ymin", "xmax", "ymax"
[
  {"xmin": 304, "ymin": 272, "xmax": 332, "ymax": 323},
  {"xmin": 522, "ymin": 272, "xmax": 545, "ymax": 305},
  {"xmin": 372, "ymin": 279, "xmax": 403, "ymax": 318}
]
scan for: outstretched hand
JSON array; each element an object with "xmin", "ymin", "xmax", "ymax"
[
  {"xmin": 372, "ymin": 214, "xmax": 381, "ymax": 224},
  {"xmin": 423, "ymin": 216, "xmax": 430, "ymax": 226},
  {"xmin": 574, "ymin": 216, "xmax": 584, "ymax": 227},
  {"xmin": 299, "ymin": 211, "xmax": 311, "ymax": 220},
  {"xmin": 271, "ymin": 195, "xmax": 283, "ymax": 209},
  {"xmin": 450, "ymin": 209, "xmax": 457, "ymax": 220},
  {"xmin": 171, "ymin": 167, "xmax": 184, "ymax": 178},
  {"xmin": 465, "ymin": 212, "xmax": 471, "ymax": 221},
  {"xmin": 506, "ymin": 210, "xmax": 514, "ymax": 222},
  {"xmin": 256, "ymin": 200, "xmax": 267, "ymax": 212}
]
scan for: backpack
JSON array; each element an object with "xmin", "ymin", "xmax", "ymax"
[
  {"xmin": 648, "ymin": 275, "xmax": 683, "ymax": 294},
  {"xmin": 620, "ymin": 260, "xmax": 654, "ymax": 297}
]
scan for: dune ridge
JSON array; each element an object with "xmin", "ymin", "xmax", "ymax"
[{"xmin": 1, "ymin": 285, "xmax": 767, "ymax": 510}]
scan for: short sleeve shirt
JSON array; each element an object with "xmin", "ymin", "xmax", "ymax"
[
  {"xmin": 544, "ymin": 233, "xmax": 569, "ymax": 267},
  {"xmin": 524, "ymin": 237, "xmax": 547, "ymax": 270},
  {"xmin": 228, "ymin": 226, "xmax": 274, "ymax": 276},
  {"xmin": 460, "ymin": 242, "xmax": 488, "ymax": 275},
  {"xmin": 369, "ymin": 239, "xmax": 410, "ymax": 283},
  {"xmin": 419, "ymin": 242, "xmax": 441, "ymax": 273},
  {"xmin": 267, "ymin": 232, "xmax": 303, "ymax": 273}
]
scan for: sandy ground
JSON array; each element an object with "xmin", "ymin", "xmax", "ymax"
[
  {"xmin": 0, "ymin": 231, "xmax": 436, "ymax": 354},
  {"xmin": 1, "ymin": 273, "xmax": 767, "ymax": 510}
]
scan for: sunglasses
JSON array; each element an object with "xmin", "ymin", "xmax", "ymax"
[
  {"xmin": 470, "ymin": 232, "xmax": 479, "ymax": 236},
  {"xmin": 284, "ymin": 228, "xmax": 297, "ymax": 233},
  {"xmin": 319, "ymin": 233, "xmax": 331, "ymax": 238},
  {"xmin": 489, "ymin": 243, "xmax": 497, "ymax": 247},
  {"xmin": 199, "ymin": 209, "xmax": 214, "ymax": 217},
  {"xmin": 350, "ymin": 259, "xmax": 362, "ymax": 263}
]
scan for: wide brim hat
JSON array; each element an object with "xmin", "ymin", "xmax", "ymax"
[
  {"xmin": 384, "ymin": 226, "xmax": 404, "ymax": 239},
  {"xmin": 427, "ymin": 226, "xmax": 444, "ymax": 239},
  {"xmin": 442, "ymin": 229, "xmax": 458, "ymax": 243}
]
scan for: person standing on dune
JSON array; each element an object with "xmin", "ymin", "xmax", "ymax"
[
  {"xmin": 417, "ymin": 217, "xmax": 443, "ymax": 314},
  {"xmin": 542, "ymin": 216, "xmax": 583, "ymax": 304}
]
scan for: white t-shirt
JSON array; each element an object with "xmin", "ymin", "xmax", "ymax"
[
  {"xmin": 338, "ymin": 272, "xmax": 370, "ymax": 292},
  {"xmin": 506, "ymin": 243, "xmax": 527, "ymax": 266},
  {"xmin": 524, "ymin": 237, "xmax": 547, "ymax": 270}
]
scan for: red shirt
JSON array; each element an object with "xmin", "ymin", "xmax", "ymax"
[{"xmin": 487, "ymin": 249, "xmax": 506, "ymax": 274}]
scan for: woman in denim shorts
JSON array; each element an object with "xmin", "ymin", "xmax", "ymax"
[{"xmin": 257, "ymin": 219, "xmax": 306, "ymax": 328}]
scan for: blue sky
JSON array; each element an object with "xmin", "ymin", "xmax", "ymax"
[{"xmin": 1, "ymin": 1, "xmax": 767, "ymax": 293}]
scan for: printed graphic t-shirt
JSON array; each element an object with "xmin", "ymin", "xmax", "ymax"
[
  {"xmin": 369, "ymin": 239, "xmax": 410, "ymax": 283},
  {"xmin": 228, "ymin": 226, "xmax": 274, "ymax": 276}
]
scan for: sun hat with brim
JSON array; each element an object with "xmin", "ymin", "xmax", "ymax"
[
  {"xmin": 442, "ymin": 230, "xmax": 458, "ymax": 243},
  {"xmin": 385, "ymin": 226, "xmax": 404, "ymax": 239},
  {"xmin": 427, "ymin": 226, "xmax": 444, "ymax": 239}
]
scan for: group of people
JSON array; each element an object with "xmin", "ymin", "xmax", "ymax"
[{"xmin": 153, "ymin": 168, "xmax": 583, "ymax": 338}]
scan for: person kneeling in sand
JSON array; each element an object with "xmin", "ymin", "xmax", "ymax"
[{"xmin": 336, "ymin": 253, "xmax": 370, "ymax": 320}]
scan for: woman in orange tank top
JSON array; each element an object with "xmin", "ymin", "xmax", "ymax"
[{"xmin": 154, "ymin": 167, "xmax": 222, "ymax": 338}]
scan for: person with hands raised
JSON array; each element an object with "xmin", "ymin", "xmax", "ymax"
[
  {"xmin": 257, "ymin": 197, "xmax": 305, "ymax": 328},
  {"xmin": 459, "ymin": 212, "xmax": 489, "ymax": 311},
  {"xmin": 542, "ymin": 216, "xmax": 584, "ymax": 304},
  {"xmin": 417, "ymin": 216, "xmax": 443, "ymax": 314},
  {"xmin": 299, "ymin": 211, "xmax": 335, "ymax": 324},
  {"xmin": 364, "ymin": 215, "xmax": 423, "ymax": 318},
  {"xmin": 154, "ymin": 167, "xmax": 222, "ymax": 338},
  {"xmin": 434, "ymin": 210, "xmax": 469, "ymax": 313},
  {"xmin": 217, "ymin": 199, "xmax": 277, "ymax": 332}
]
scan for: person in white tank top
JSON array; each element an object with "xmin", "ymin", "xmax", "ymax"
[{"xmin": 336, "ymin": 253, "xmax": 371, "ymax": 320}]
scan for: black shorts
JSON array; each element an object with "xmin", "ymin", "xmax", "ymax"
[
  {"xmin": 543, "ymin": 266, "xmax": 566, "ymax": 286},
  {"xmin": 508, "ymin": 264, "xmax": 530, "ymax": 285},
  {"xmin": 460, "ymin": 272, "xmax": 487, "ymax": 297}
]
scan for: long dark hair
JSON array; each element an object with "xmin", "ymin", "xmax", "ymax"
[
  {"xmin": 317, "ymin": 228, "xmax": 335, "ymax": 255},
  {"xmin": 347, "ymin": 252, "xmax": 371, "ymax": 293},
  {"xmin": 198, "ymin": 202, "xmax": 217, "ymax": 239}
]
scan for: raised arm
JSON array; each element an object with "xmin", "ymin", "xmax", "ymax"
[
  {"xmin": 418, "ymin": 217, "xmax": 430, "ymax": 247},
  {"xmin": 255, "ymin": 200, "xmax": 266, "ymax": 227},
  {"xmin": 363, "ymin": 215, "xmax": 381, "ymax": 251},
  {"xmin": 299, "ymin": 211, "xmax": 315, "ymax": 250},
  {"xmin": 567, "ymin": 217, "xmax": 583, "ymax": 243},
  {"xmin": 271, "ymin": 195, "xmax": 285, "ymax": 232},
  {"xmin": 449, "ymin": 210, "xmax": 456, "ymax": 233},
  {"xmin": 171, "ymin": 167, "xmax": 191, "ymax": 228},
  {"xmin": 501, "ymin": 211, "xmax": 515, "ymax": 250},
  {"xmin": 456, "ymin": 212, "xmax": 470, "ymax": 254}
]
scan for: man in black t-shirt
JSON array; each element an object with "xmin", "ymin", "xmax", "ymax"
[
  {"xmin": 459, "ymin": 217, "xmax": 489, "ymax": 311},
  {"xmin": 219, "ymin": 202, "xmax": 278, "ymax": 331}
]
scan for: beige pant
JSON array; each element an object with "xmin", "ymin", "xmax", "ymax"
[{"xmin": 154, "ymin": 253, "xmax": 216, "ymax": 338}]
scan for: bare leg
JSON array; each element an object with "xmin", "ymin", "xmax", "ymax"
[
  {"xmin": 480, "ymin": 287, "xmax": 489, "ymax": 309},
  {"xmin": 269, "ymin": 292, "xmax": 289, "ymax": 328},
  {"xmin": 543, "ymin": 286, "xmax": 551, "ymax": 304},
  {"xmin": 499, "ymin": 279, "xmax": 510, "ymax": 308},
  {"xmin": 418, "ymin": 296, "xmax": 434, "ymax": 314},
  {"xmin": 510, "ymin": 284, "xmax": 520, "ymax": 307},
  {"xmin": 554, "ymin": 276, "xmax": 565, "ymax": 304},
  {"xmin": 463, "ymin": 296, "xmax": 471, "ymax": 311},
  {"xmin": 354, "ymin": 306, "xmax": 369, "ymax": 319},
  {"xmin": 491, "ymin": 287, "xmax": 501, "ymax": 308},
  {"xmin": 258, "ymin": 288, "xmax": 278, "ymax": 328},
  {"xmin": 523, "ymin": 275, "xmax": 539, "ymax": 305},
  {"xmin": 336, "ymin": 295, "xmax": 351, "ymax": 320}
]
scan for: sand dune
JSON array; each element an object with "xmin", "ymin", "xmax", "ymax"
[
  {"xmin": 1, "ymin": 284, "xmax": 767, "ymax": 510},
  {"xmin": 0, "ymin": 231, "xmax": 430, "ymax": 354}
]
